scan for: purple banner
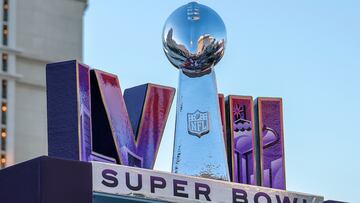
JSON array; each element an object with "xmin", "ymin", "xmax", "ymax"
[
  {"xmin": 256, "ymin": 98, "xmax": 286, "ymax": 190},
  {"xmin": 227, "ymin": 96, "xmax": 257, "ymax": 185}
]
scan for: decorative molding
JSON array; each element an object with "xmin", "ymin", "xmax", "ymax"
[
  {"xmin": 0, "ymin": 71, "xmax": 22, "ymax": 80},
  {"xmin": 0, "ymin": 45, "xmax": 23, "ymax": 55}
]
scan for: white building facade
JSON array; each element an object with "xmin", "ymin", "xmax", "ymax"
[{"xmin": 0, "ymin": 0, "xmax": 87, "ymax": 168}]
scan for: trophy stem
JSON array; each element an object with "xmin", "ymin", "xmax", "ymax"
[{"xmin": 172, "ymin": 69, "xmax": 230, "ymax": 181}]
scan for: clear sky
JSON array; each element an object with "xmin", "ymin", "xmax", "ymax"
[{"xmin": 84, "ymin": 1, "xmax": 359, "ymax": 202}]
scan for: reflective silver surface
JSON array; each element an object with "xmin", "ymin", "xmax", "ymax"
[
  {"xmin": 162, "ymin": 2, "xmax": 226, "ymax": 77},
  {"xmin": 163, "ymin": 2, "xmax": 229, "ymax": 181},
  {"xmin": 172, "ymin": 71, "xmax": 229, "ymax": 180}
]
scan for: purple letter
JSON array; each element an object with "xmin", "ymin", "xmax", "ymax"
[
  {"xmin": 276, "ymin": 195, "xmax": 299, "ymax": 203},
  {"xmin": 173, "ymin": 179, "xmax": 188, "ymax": 198},
  {"xmin": 125, "ymin": 172, "xmax": 142, "ymax": 191},
  {"xmin": 232, "ymin": 188, "xmax": 248, "ymax": 203},
  {"xmin": 91, "ymin": 70, "xmax": 175, "ymax": 168},
  {"xmin": 255, "ymin": 98, "xmax": 286, "ymax": 190},
  {"xmin": 226, "ymin": 96, "xmax": 257, "ymax": 185},
  {"xmin": 150, "ymin": 176, "xmax": 166, "ymax": 193},
  {"xmin": 195, "ymin": 182, "xmax": 211, "ymax": 201},
  {"xmin": 47, "ymin": 61, "xmax": 92, "ymax": 162},
  {"xmin": 101, "ymin": 169, "xmax": 118, "ymax": 188},
  {"xmin": 254, "ymin": 192, "xmax": 271, "ymax": 203}
]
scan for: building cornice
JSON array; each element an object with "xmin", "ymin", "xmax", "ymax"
[
  {"xmin": 0, "ymin": 71, "xmax": 22, "ymax": 80},
  {"xmin": 0, "ymin": 46, "xmax": 23, "ymax": 55}
]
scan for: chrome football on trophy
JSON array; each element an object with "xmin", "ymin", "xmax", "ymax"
[{"xmin": 163, "ymin": 2, "xmax": 229, "ymax": 180}]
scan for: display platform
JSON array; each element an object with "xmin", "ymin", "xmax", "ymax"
[{"xmin": 0, "ymin": 156, "xmax": 344, "ymax": 203}]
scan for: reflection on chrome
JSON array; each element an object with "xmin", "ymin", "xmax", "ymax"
[{"xmin": 162, "ymin": 2, "xmax": 226, "ymax": 77}]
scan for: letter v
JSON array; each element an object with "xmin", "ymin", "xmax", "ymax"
[{"xmin": 91, "ymin": 69, "xmax": 175, "ymax": 169}]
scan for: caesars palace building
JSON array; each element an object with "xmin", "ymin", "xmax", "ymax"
[{"xmin": 0, "ymin": 0, "xmax": 87, "ymax": 169}]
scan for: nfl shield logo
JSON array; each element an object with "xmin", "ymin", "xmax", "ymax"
[{"xmin": 187, "ymin": 110, "xmax": 210, "ymax": 138}]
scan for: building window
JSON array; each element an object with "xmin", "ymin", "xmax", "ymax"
[
  {"xmin": 1, "ymin": 102, "xmax": 6, "ymax": 125},
  {"xmin": 3, "ymin": 0, "xmax": 8, "ymax": 22},
  {"xmin": 0, "ymin": 154, "xmax": 5, "ymax": 168},
  {"xmin": 1, "ymin": 130, "xmax": 5, "ymax": 151},
  {"xmin": 1, "ymin": 128, "xmax": 5, "ymax": 138},
  {"xmin": 2, "ymin": 80, "xmax": 6, "ymax": 99},
  {"xmin": 2, "ymin": 25, "xmax": 8, "ymax": 46},
  {"xmin": 2, "ymin": 53, "xmax": 8, "ymax": 72}
]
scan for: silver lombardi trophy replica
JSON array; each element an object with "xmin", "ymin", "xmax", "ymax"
[{"xmin": 163, "ymin": 2, "xmax": 229, "ymax": 181}]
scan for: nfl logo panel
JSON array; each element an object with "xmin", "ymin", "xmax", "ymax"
[{"xmin": 187, "ymin": 110, "xmax": 210, "ymax": 138}]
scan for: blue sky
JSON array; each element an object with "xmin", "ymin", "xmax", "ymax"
[{"xmin": 84, "ymin": 1, "xmax": 359, "ymax": 202}]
